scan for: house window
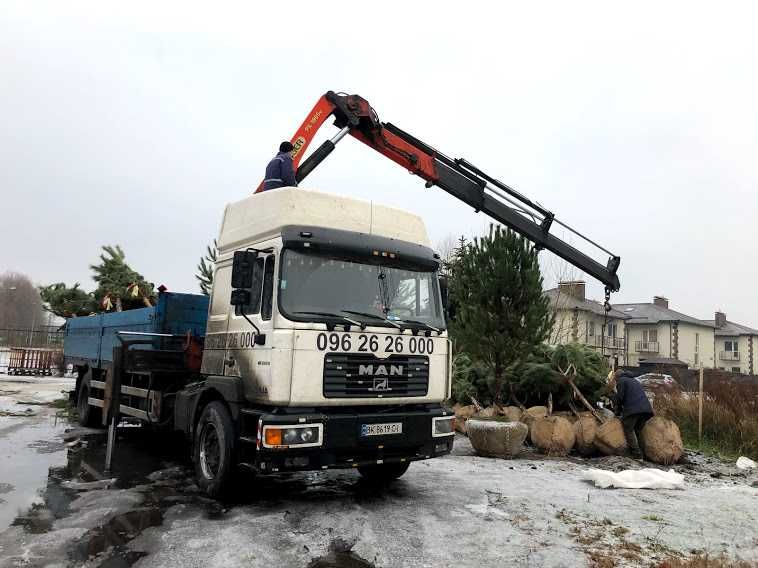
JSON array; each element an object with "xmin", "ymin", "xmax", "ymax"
[
  {"xmin": 586, "ymin": 321, "xmax": 595, "ymax": 337},
  {"xmin": 606, "ymin": 322, "xmax": 617, "ymax": 338},
  {"xmin": 643, "ymin": 329, "xmax": 657, "ymax": 343},
  {"xmin": 724, "ymin": 340, "xmax": 738, "ymax": 353},
  {"xmin": 731, "ymin": 367, "xmax": 741, "ymax": 373}
]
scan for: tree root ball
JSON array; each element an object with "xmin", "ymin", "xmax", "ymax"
[
  {"xmin": 466, "ymin": 419, "xmax": 529, "ymax": 458},
  {"xmin": 641, "ymin": 417, "xmax": 684, "ymax": 465},
  {"xmin": 500, "ymin": 406, "xmax": 523, "ymax": 422},
  {"xmin": 452, "ymin": 404, "xmax": 476, "ymax": 434},
  {"xmin": 594, "ymin": 418, "xmax": 628, "ymax": 455},
  {"xmin": 574, "ymin": 414, "xmax": 599, "ymax": 456},
  {"xmin": 521, "ymin": 406, "xmax": 549, "ymax": 438},
  {"xmin": 530, "ymin": 416, "xmax": 576, "ymax": 456}
]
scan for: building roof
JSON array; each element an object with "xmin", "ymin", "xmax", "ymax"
[
  {"xmin": 613, "ymin": 303, "xmax": 715, "ymax": 328},
  {"xmin": 702, "ymin": 319, "xmax": 758, "ymax": 337},
  {"xmin": 545, "ymin": 288, "xmax": 629, "ymax": 319}
]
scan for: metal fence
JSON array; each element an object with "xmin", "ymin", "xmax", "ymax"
[{"xmin": 0, "ymin": 327, "xmax": 64, "ymax": 374}]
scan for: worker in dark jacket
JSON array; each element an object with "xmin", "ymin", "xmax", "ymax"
[
  {"xmin": 262, "ymin": 141, "xmax": 298, "ymax": 191},
  {"xmin": 610, "ymin": 369, "xmax": 654, "ymax": 460}
]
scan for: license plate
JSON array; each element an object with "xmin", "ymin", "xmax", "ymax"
[{"xmin": 361, "ymin": 422, "xmax": 402, "ymax": 437}]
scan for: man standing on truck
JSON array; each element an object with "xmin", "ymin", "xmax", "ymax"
[
  {"xmin": 262, "ymin": 141, "xmax": 298, "ymax": 191},
  {"xmin": 609, "ymin": 369, "xmax": 654, "ymax": 460}
]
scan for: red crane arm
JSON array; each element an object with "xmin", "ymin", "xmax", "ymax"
[{"xmin": 255, "ymin": 91, "xmax": 621, "ymax": 292}]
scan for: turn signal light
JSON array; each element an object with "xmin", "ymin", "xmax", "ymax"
[{"xmin": 265, "ymin": 428, "xmax": 282, "ymax": 446}]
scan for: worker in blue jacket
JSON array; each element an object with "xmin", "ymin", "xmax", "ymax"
[
  {"xmin": 262, "ymin": 141, "xmax": 298, "ymax": 191},
  {"xmin": 609, "ymin": 369, "xmax": 654, "ymax": 460}
]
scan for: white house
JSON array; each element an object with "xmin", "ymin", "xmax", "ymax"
[
  {"xmin": 614, "ymin": 296, "xmax": 715, "ymax": 368},
  {"xmin": 702, "ymin": 311, "xmax": 758, "ymax": 374},
  {"xmin": 545, "ymin": 281, "xmax": 629, "ymax": 363}
]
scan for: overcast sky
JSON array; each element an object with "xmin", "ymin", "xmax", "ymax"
[{"xmin": 2, "ymin": 2, "xmax": 757, "ymax": 326}]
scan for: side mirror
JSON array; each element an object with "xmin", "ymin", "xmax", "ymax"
[
  {"xmin": 438, "ymin": 275, "xmax": 449, "ymax": 309},
  {"xmin": 230, "ymin": 289, "xmax": 250, "ymax": 307},
  {"xmin": 231, "ymin": 250, "xmax": 257, "ymax": 289}
]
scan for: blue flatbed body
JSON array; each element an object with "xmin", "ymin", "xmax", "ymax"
[{"xmin": 63, "ymin": 292, "xmax": 209, "ymax": 368}]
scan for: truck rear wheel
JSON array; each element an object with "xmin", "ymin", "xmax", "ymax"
[
  {"xmin": 77, "ymin": 376, "xmax": 102, "ymax": 428},
  {"xmin": 357, "ymin": 462, "xmax": 410, "ymax": 484},
  {"xmin": 194, "ymin": 401, "xmax": 237, "ymax": 498}
]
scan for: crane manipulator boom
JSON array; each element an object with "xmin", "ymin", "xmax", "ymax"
[{"xmin": 256, "ymin": 91, "xmax": 620, "ymax": 294}]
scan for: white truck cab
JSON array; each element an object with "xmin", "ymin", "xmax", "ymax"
[{"xmin": 188, "ymin": 188, "xmax": 454, "ymax": 494}]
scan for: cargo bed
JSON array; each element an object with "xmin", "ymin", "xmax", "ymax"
[{"xmin": 63, "ymin": 292, "xmax": 208, "ymax": 368}]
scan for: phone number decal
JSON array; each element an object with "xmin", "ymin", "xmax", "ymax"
[{"xmin": 315, "ymin": 332, "xmax": 434, "ymax": 354}]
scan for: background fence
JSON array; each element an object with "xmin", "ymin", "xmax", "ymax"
[{"xmin": 0, "ymin": 326, "xmax": 64, "ymax": 374}]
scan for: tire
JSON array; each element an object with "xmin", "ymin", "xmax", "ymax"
[
  {"xmin": 357, "ymin": 462, "xmax": 410, "ymax": 484},
  {"xmin": 77, "ymin": 376, "xmax": 102, "ymax": 427},
  {"xmin": 193, "ymin": 401, "xmax": 237, "ymax": 499}
]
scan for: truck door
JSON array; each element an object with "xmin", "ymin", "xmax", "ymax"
[
  {"xmin": 223, "ymin": 252, "xmax": 276, "ymax": 398},
  {"xmin": 202, "ymin": 264, "xmax": 232, "ymax": 376}
]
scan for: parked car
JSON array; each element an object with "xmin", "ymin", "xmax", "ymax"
[{"xmin": 636, "ymin": 373, "xmax": 681, "ymax": 396}]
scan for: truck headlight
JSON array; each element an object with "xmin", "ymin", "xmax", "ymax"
[
  {"xmin": 432, "ymin": 416, "xmax": 455, "ymax": 437},
  {"xmin": 262, "ymin": 424, "xmax": 323, "ymax": 448}
]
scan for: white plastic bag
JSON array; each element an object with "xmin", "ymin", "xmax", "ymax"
[
  {"xmin": 583, "ymin": 468, "xmax": 684, "ymax": 489},
  {"xmin": 736, "ymin": 456, "xmax": 757, "ymax": 470}
]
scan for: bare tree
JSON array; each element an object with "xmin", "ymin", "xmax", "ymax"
[{"xmin": 0, "ymin": 272, "xmax": 46, "ymax": 330}]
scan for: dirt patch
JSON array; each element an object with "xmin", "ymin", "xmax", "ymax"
[{"xmin": 557, "ymin": 509, "xmax": 681, "ymax": 567}]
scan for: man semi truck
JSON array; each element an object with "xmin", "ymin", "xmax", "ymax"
[
  {"xmin": 66, "ymin": 189, "xmax": 456, "ymax": 496},
  {"xmin": 65, "ymin": 91, "xmax": 621, "ymax": 497}
]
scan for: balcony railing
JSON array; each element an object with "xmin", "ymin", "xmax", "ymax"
[
  {"xmin": 635, "ymin": 340, "xmax": 659, "ymax": 353},
  {"xmin": 593, "ymin": 336, "xmax": 625, "ymax": 349},
  {"xmin": 719, "ymin": 350, "xmax": 740, "ymax": 361}
]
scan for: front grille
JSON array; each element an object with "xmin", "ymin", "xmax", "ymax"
[{"xmin": 323, "ymin": 353, "xmax": 429, "ymax": 398}]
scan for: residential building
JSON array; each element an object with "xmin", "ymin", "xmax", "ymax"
[
  {"xmin": 614, "ymin": 296, "xmax": 715, "ymax": 368},
  {"xmin": 702, "ymin": 311, "xmax": 758, "ymax": 374},
  {"xmin": 545, "ymin": 281, "xmax": 629, "ymax": 363}
]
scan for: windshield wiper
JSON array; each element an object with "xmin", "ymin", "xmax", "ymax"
[
  {"xmin": 292, "ymin": 311, "xmax": 365, "ymax": 330},
  {"xmin": 398, "ymin": 319, "xmax": 443, "ymax": 335},
  {"xmin": 341, "ymin": 309, "xmax": 402, "ymax": 329}
]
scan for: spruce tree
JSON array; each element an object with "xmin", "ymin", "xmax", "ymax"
[
  {"xmin": 449, "ymin": 225, "xmax": 553, "ymax": 404},
  {"xmin": 39, "ymin": 283, "xmax": 96, "ymax": 318},
  {"xmin": 196, "ymin": 240, "xmax": 217, "ymax": 296},
  {"xmin": 90, "ymin": 245, "xmax": 155, "ymax": 311}
]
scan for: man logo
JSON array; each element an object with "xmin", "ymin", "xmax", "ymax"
[
  {"xmin": 358, "ymin": 364, "xmax": 404, "ymax": 377},
  {"xmin": 372, "ymin": 377, "xmax": 390, "ymax": 391}
]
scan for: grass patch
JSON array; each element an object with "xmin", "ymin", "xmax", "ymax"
[
  {"xmin": 658, "ymin": 552, "xmax": 756, "ymax": 567},
  {"xmin": 654, "ymin": 377, "xmax": 758, "ymax": 461},
  {"xmin": 642, "ymin": 514, "xmax": 665, "ymax": 523}
]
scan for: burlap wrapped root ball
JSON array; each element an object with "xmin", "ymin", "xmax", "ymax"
[
  {"xmin": 641, "ymin": 417, "xmax": 684, "ymax": 465},
  {"xmin": 476, "ymin": 406, "xmax": 500, "ymax": 418},
  {"xmin": 573, "ymin": 414, "xmax": 599, "ymax": 456},
  {"xmin": 500, "ymin": 405, "xmax": 523, "ymax": 422},
  {"xmin": 530, "ymin": 416, "xmax": 576, "ymax": 456},
  {"xmin": 594, "ymin": 418, "xmax": 628, "ymax": 455},
  {"xmin": 521, "ymin": 406, "xmax": 549, "ymax": 438},
  {"xmin": 466, "ymin": 419, "xmax": 529, "ymax": 458},
  {"xmin": 452, "ymin": 404, "xmax": 476, "ymax": 434}
]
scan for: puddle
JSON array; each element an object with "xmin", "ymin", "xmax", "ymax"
[
  {"xmin": 0, "ymin": 412, "xmax": 70, "ymax": 531},
  {"xmin": 72, "ymin": 507, "xmax": 163, "ymax": 563},
  {"xmin": 308, "ymin": 551, "xmax": 376, "ymax": 568}
]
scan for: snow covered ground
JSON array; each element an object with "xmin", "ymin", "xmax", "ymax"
[{"xmin": 0, "ymin": 375, "xmax": 756, "ymax": 568}]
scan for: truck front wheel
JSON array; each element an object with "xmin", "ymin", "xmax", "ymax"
[
  {"xmin": 194, "ymin": 401, "xmax": 237, "ymax": 498},
  {"xmin": 357, "ymin": 462, "xmax": 410, "ymax": 484}
]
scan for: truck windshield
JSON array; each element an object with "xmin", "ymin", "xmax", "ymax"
[{"xmin": 279, "ymin": 249, "xmax": 445, "ymax": 330}]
